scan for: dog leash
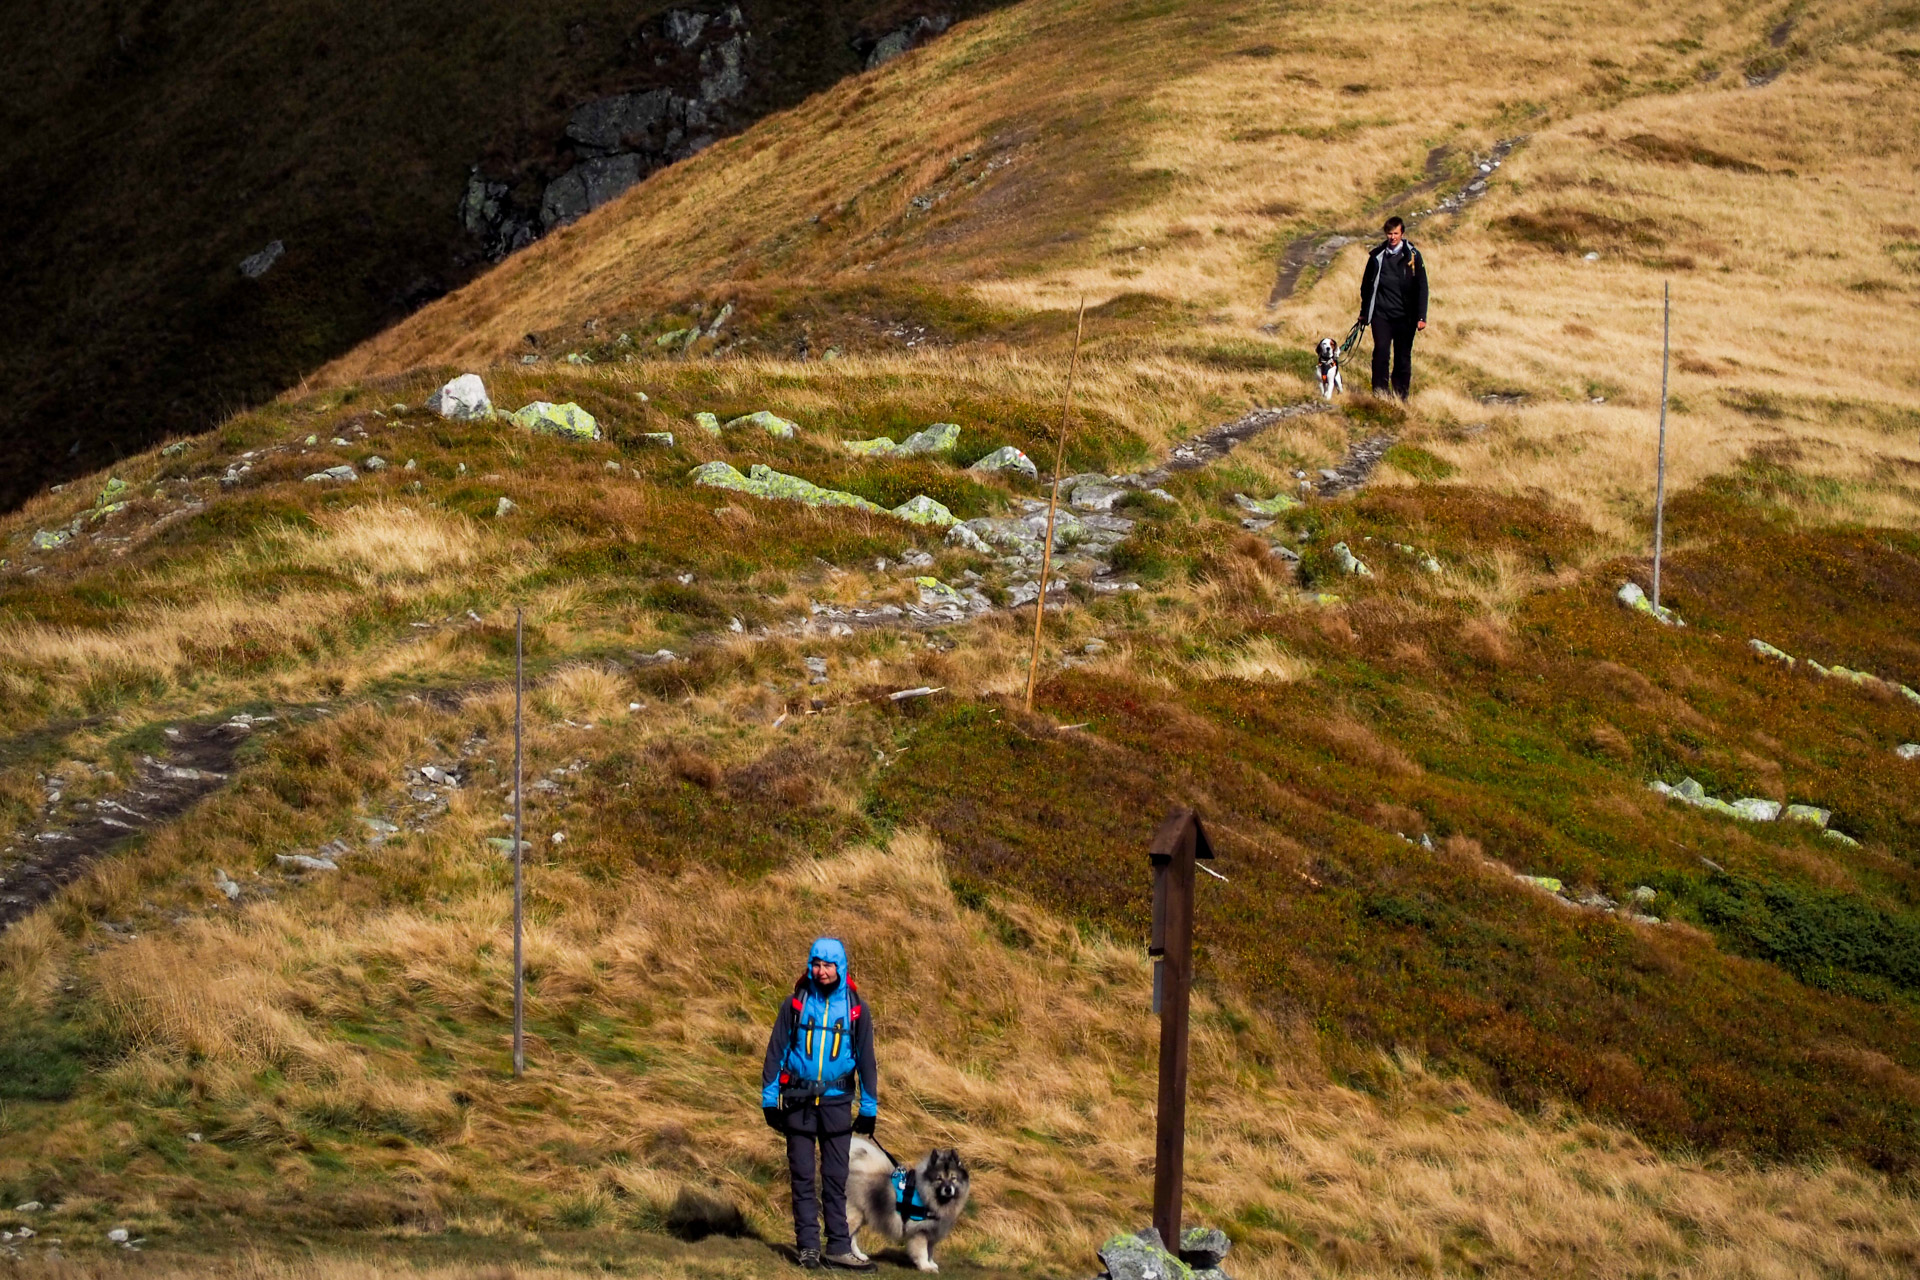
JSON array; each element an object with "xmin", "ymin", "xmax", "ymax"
[{"xmin": 1336, "ymin": 317, "xmax": 1366, "ymax": 361}]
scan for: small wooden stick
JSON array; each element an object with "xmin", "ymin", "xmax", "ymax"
[{"xmin": 1026, "ymin": 298, "xmax": 1087, "ymax": 712}]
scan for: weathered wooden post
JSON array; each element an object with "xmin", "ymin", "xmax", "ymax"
[{"xmin": 1149, "ymin": 807, "xmax": 1213, "ymax": 1250}]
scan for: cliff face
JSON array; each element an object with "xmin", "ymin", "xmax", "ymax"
[{"xmin": 0, "ymin": 0, "xmax": 985, "ymax": 511}]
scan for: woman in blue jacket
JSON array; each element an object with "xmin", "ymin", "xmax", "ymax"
[{"xmin": 762, "ymin": 937, "xmax": 879, "ymax": 1270}]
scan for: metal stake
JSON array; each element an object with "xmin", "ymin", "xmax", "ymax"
[
  {"xmin": 1652, "ymin": 282, "xmax": 1670, "ymax": 614},
  {"xmin": 1025, "ymin": 298, "xmax": 1087, "ymax": 713},
  {"xmin": 512, "ymin": 607, "xmax": 525, "ymax": 1079}
]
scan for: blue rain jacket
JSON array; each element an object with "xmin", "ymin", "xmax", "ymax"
[{"xmin": 761, "ymin": 937, "xmax": 878, "ymax": 1117}]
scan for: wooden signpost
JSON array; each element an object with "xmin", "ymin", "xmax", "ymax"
[{"xmin": 1148, "ymin": 807, "xmax": 1213, "ymax": 1250}]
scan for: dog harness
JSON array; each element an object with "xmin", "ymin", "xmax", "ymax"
[{"xmin": 890, "ymin": 1168, "xmax": 934, "ymax": 1223}]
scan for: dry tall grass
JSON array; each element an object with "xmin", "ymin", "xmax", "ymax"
[{"xmin": 18, "ymin": 826, "xmax": 1920, "ymax": 1277}]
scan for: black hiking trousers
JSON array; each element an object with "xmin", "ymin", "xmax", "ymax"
[
  {"xmin": 784, "ymin": 1100, "xmax": 854, "ymax": 1255},
  {"xmin": 1370, "ymin": 313, "xmax": 1418, "ymax": 399}
]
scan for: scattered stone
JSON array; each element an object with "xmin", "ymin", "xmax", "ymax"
[
  {"xmin": 160, "ymin": 441, "xmax": 192, "ymax": 457},
  {"xmin": 486, "ymin": 837, "xmax": 532, "ymax": 856},
  {"xmin": 945, "ymin": 522, "xmax": 991, "ymax": 554},
  {"xmin": 29, "ymin": 530, "xmax": 70, "ymax": 551},
  {"xmin": 239, "ymin": 239, "xmax": 285, "ymax": 279},
  {"xmin": 365, "ymin": 456, "xmax": 387, "ymax": 471},
  {"xmin": 1896, "ymin": 743, "xmax": 1920, "ymax": 761},
  {"xmin": 1516, "ymin": 874, "xmax": 1564, "ymax": 895},
  {"xmin": 107, "ymin": 1229, "xmax": 129, "ymax": 1244},
  {"xmin": 916, "ymin": 577, "xmax": 965, "ymax": 606},
  {"xmin": 404, "ymin": 459, "xmax": 417, "ymax": 470},
  {"xmin": 1632, "ymin": 885, "xmax": 1658, "ymax": 903},
  {"xmin": 897, "ymin": 422, "xmax": 960, "ymax": 456},
  {"xmin": 1099, "ymin": 1228, "xmax": 1190, "ymax": 1280},
  {"xmin": 1071, "ymin": 481, "xmax": 1129, "ymax": 512},
  {"xmin": 275, "ymin": 853, "xmax": 338, "ymax": 872},
  {"xmin": 695, "ymin": 412, "xmax": 722, "ymax": 435},
  {"xmin": 1179, "ymin": 1227, "xmax": 1231, "ymax": 1269},
  {"xmin": 641, "ymin": 432, "xmax": 676, "ymax": 447},
  {"xmin": 1330, "ymin": 542, "xmax": 1371, "ymax": 576},
  {"xmin": 1730, "ymin": 797, "xmax": 1782, "ymax": 822},
  {"xmin": 1749, "ymin": 638, "xmax": 1794, "ymax": 666},
  {"xmin": 1233, "ymin": 492, "xmax": 1300, "ymax": 517},
  {"xmin": 968, "ymin": 445, "xmax": 1040, "ymax": 480},
  {"xmin": 509, "ymin": 401, "xmax": 600, "ymax": 441},
  {"xmin": 1616, "ymin": 581, "xmax": 1683, "ymax": 626},
  {"xmin": 213, "ymin": 869, "xmax": 241, "ymax": 901},
  {"xmin": 1824, "ymin": 829, "xmax": 1861, "ymax": 847},
  {"xmin": 426, "ymin": 374, "xmax": 492, "ymax": 420},
  {"xmin": 724, "ymin": 410, "xmax": 798, "ymax": 438},
  {"xmin": 496, "ymin": 497, "xmax": 517, "ymax": 517},
  {"xmin": 302, "ymin": 465, "xmax": 358, "ymax": 483},
  {"xmin": 891, "ymin": 495, "xmax": 956, "ymax": 527},
  {"xmin": 690, "ymin": 461, "xmax": 888, "ymax": 515},
  {"xmin": 843, "ymin": 436, "xmax": 899, "ymax": 456},
  {"xmin": 14, "ymin": 1203, "xmax": 42, "ymax": 1214},
  {"xmin": 1784, "ymin": 804, "xmax": 1831, "ymax": 828}
]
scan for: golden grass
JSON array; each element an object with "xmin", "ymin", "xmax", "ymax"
[
  {"xmin": 16, "ymin": 820, "xmax": 1920, "ymax": 1278},
  {"xmin": 307, "ymin": 0, "xmax": 1919, "ymax": 543}
]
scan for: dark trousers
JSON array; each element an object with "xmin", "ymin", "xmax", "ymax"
[
  {"xmin": 1370, "ymin": 314, "xmax": 1418, "ymax": 398},
  {"xmin": 784, "ymin": 1101, "xmax": 853, "ymax": 1254}
]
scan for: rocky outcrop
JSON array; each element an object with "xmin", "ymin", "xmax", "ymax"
[
  {"xmin": 462, "ymin": 7, "xmax": 755, "ymax": 260},
  {"xmin": 861, "ymin": 15, "xmax": 952, "ymax": 69}
]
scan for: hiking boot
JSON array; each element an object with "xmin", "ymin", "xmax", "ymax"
[
  {"xmin": 795, "ymin": 1248, "xmax": 822, "ymax": 1269},
  {"xmin": 824, "ymin": 1253, "xmax": 876, "ymax": 1272}
]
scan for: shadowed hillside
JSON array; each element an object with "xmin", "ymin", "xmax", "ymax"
[{"xmin": 0, "ymin": 0, "xmax": 998, "ymax": 511}]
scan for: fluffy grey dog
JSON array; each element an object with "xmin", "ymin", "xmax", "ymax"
[{"xmin": 844, "ymin": 1137, "xmax": 971, "ymax": 1272}]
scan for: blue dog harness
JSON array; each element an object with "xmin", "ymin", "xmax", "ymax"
[{"xmin": 891, "ymin": 1168, "xmax": 934, "ymax": 1222}]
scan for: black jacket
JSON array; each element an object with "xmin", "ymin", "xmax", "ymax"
[{"xmin": 1359, "ymin": 239, "xmax": 1429, "ymax": 325}]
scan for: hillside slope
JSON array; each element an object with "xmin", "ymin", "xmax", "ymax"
[
  {"xmin": 0, "ymin": 0, "xmax": 996, "ymax": 511},
  {"xmin": 3, "ymin": 0, "xmax": 1920, "ymax": 1274}
]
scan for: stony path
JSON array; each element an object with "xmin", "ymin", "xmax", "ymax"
[
  {"xmin": 1266, "ymin": 135, "xmax": 1525, "ymax": 306},
  {"xmin": 1316, "ymin": 434, "xmax": 1396, "ymax": 496},
  {"xmin": 0, "ymin": 719, "xmax": 250, "ymax": 930}
]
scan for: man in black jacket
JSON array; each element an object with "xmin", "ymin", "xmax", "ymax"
[{"xmin": 1357, "ymin": 216, "xmax": 1429, "ymax": 399}]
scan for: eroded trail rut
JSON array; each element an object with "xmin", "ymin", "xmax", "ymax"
[
  {"xmin": 1267, "ymin": 135, "xmax": 1524, "ymax": 306},
  {"xmin": 0, "ymin": 721, "xmax": 246, "ymax": 930}
]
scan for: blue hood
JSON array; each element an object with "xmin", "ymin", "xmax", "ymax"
[{"xmin": 808, "ymin": 937, "xmax": 849, "ymax": 988}]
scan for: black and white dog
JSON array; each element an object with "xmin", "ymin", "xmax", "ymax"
[{"xmin": 1315, "ymin": 337, "xmax": 1344, "ymax": 399}]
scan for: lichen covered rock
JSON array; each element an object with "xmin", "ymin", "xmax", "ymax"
[
  {"xmin": 1098, "ymin": 1229, "xmax": 1192, "ymax": 1280},
  {"xmin": 724, "ymin": 410, "xmax": 798, "ymax": 438},
  {"xmin": 897, "ymin": 422, "xmax": 960, "ymax": 455},
  {"xmin": 510, "ymin": 401, "xmax": 600, "ymax": 441},
  {"xmin": 1617, "ymin": 581, "xmax": 1683, "ymax": 625},
  {"xmin": 891, "ymin": 495, "xmax": 956, "ymax": 527},
  {"xmin": 967, "ymin": 445, "xmax": 1039, "ymax": 480},
  {"xmin": 1749, "ymin": 638, "xmax": 1795, "ymax": 666},
  {"xmin": 1331, "ymin": 541, "xmax": 1372, "ymax": 576},
  {"xmin": 694, "ymin": 412, "xmax": 722, "ymax": 436},
  {"xmin": 1784, "ymin": 804, "xmax": 1830, "ymax": 828},
  {"xmin": 843, "ymin": 436, "xmax": 898, "ymax": 457},
  {"xmin": 1233, "ymin": 492, "xmax": 1300, "ymax": 517}
]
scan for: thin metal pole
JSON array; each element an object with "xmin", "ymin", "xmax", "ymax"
[
  {"xmin": 512, "ymin": 607, "xmax": 525, "ymax": 1078},
  {"xmin": 1025, "ymin": 298, "xmax": 1087, "ymax": 713},
  {"xmin": 1652, "ymin": 282, "xmax": 1670, "ymax": 613}
]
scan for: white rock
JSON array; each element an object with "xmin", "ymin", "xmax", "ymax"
[
  {"xmin": 107, "ymin": 1229, "xmax": 129, "ymax": 1244},
  {"xmin": 496, "ymin": 496, "xmax": 517, "ymax": 517},
  {"xmin": 275, "ymin": 853, "xmax": 338, "ymax": 872},
  {"xmin": 1730, "ymin": 797, "xmax": 1781, "ymax": 822},
  {"xmin": 427, "ymin": 374, "xmax": 493, "ymax": 421},
  {"xmin": 1896, "ymin": 743, "xmax": 1920, "ymax": 761},
  {"xmin": 214, "ymin": 870, "xmax": 241, "ymax": 901},
  {"xmin": 13, "ymin": 1202, "xmax": 42, "ymax": 1213}
]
